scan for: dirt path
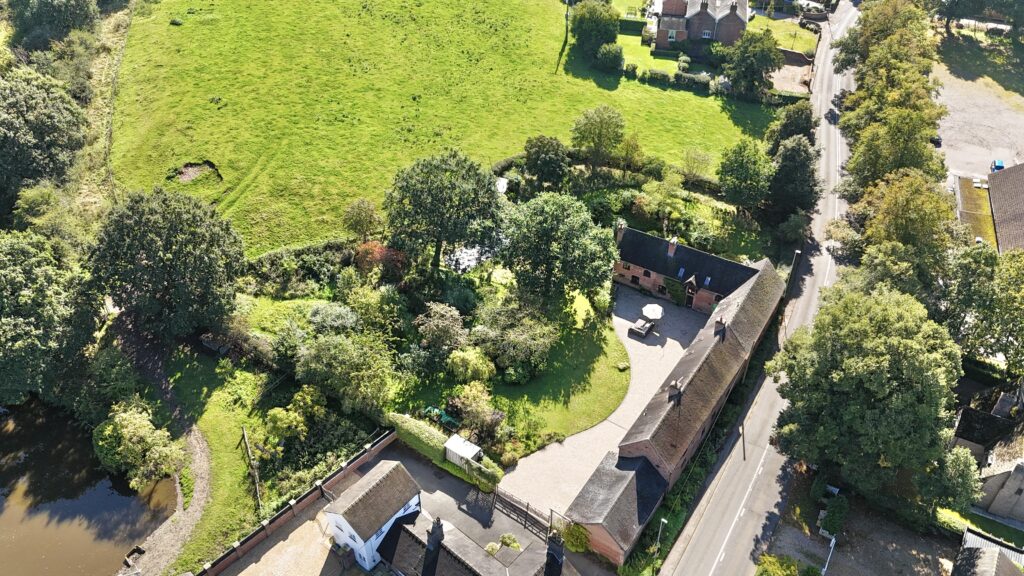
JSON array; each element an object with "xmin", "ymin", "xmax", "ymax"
[{"xmin": 118, "ymin": 332, "xmax": 212, "ymax": 576}]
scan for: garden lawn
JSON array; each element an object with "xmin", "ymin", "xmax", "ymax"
[
  {"xmin": 938, "ymin": 508, "xmax": 1024, "ymax": 549},
  {"xmin": 938, "ymin": 32, "xmax": 1024, "ymax": 98},
  {"xmin": 165, "ymin": 349, "xmax": 268, "ymax": 574},
  {"xmin": 111, "ymin": 0, "xmax": 772, "ymax": 255},
  {"xmin": 617, "ymin": 34, "xmax": 681, "ymax": 73},
  {"xmin": 747, "ymin": 16, "xmax": 819, "ymax": 55},
  {"xmin": 493, "ymin": 295, "xmax": 630, "ymax": 438}
]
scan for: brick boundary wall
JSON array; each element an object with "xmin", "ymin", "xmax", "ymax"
[{"xmin": 195, "ymin": 429, "xmax": 397, "ymax": 576}]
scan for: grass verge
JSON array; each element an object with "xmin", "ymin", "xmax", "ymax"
[
  {"xmin": 937, "ymin": 507, "xmax": 1024, "ymax": 549},
  {"xmin": 747, "ymin": 16, "xmax": 818, "ymax": 55}
]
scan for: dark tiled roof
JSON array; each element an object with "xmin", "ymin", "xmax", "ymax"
[
  {"xmin": 379, "ymin": 511, "xmax": 547, "ymax": 576},
  {"xmin": 955, "ymin": 407, "xmax": 1015, "ymax": 448},
  {"xmin": 952, "ymin": 547, "xmax": 1023, "ymax": 576},
  {"xmin": 686, "ymin": 0, "xmax": 748, "ymax": 21},
  {"xmin": 565, "ymin": 453, "xmax": 667, "ymax": 553},
  {"xmin": 325, "ymin": 460, "xmax": 420, "ymax": 541},
  {"xmin": 990, "ymin": 163, "xmax": 1024, "ymax": 253},
  {"xmin": 960, "ymin": 528, "xmax": 1024, "ymax": 572},
  {"xmin": 618, "ymin": 262, "xmax": 784, "ymax": 476},
  {"xmin": 616, "ymin": 227, "xmax": 758, "ymax": 296}
]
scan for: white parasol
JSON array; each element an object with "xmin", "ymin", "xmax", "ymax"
[{"xmin": 641, "ymin": 303, "xmax": 664, "ymax": 321}]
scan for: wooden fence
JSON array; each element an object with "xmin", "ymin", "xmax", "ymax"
[{"xmin": 194, "ymin": 429, "xmax": 396, "ymax": 576}]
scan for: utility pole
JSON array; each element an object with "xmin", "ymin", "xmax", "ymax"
[
  {"xmin": 656, "ymin": 517, "xmax": 669, "ymax": 550},
  {"xmin": 820, "ymin": 536, "xmax": 836, "ymax": 574}
]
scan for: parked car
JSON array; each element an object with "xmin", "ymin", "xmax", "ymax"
[
  {"xmin": 930, "ymin": 135, "xmax": 942, "ymax": 147},
  {"xmin": 992, "ymin": 160, "xmax": 1005, "ymax": 172},
  {"xmin": 629, "ymin": 317, "xmax": 654, "ymax": 337}
]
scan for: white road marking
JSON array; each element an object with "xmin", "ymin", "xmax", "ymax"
[{"xmin": 712, "ymin": 447, "xmax": 770, "ymax": 571}]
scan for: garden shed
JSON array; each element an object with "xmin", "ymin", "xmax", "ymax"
[{"xmin": 444, "ymin": 434, "xmax": 483, "ymax": 468}]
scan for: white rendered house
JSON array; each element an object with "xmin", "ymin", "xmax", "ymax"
[{"xmin": 324, "ymin": 460, "xmax": 421, "ymax": 571}]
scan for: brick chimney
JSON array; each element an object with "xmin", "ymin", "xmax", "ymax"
[
  {"xmin": 730, "ymin": 1, "xmax": 738, "ymax": 13},
  {"xmin": 615, "ymin": 220, "xmax": 627, "ymax": 243},
  {"xmin": 421, "ymin": 516, "xmax": 444, "ymax": 576},
  {"xmin": 667, "ymin": 236, "xmax": 679, "ymax": 257},
  {"xmin": 544, "ymin": 531, "xmax": 565, "ymax": 576},
  {"xmin": 700, "ymin": 0, "xmax": 709, "ymax": 11}
]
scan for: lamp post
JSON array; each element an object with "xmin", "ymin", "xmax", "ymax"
[
  {"xmin": 656, "ymin": 517, "xmax": 669, "ymax": 551},
  {"xmin": 821, "ymin": 536, "xmax": 836, "ymax": 575}
]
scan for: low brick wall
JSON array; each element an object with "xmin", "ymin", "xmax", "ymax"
[
  {"xmin": 196, "ymin": 430, "xmax": 397, "ymax": 576},
  {"xmin": 781, "ymin": 48, "xmax": 814, "ymax": 66}
]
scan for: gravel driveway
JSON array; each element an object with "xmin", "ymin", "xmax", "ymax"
[{"xmin": 499, "ymin": 287, "xmax": 706, "ymax": 516}]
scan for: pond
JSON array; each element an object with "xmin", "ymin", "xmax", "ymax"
[{"xmin": 0, "ymin": 399, "xmax": 175, "ymax": 576}]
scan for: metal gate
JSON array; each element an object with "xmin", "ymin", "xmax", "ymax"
[{"xmin": 492, "ymin": 487, "xmax": 550, "ymax": 539}]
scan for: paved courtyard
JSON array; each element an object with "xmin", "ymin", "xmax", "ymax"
[
  {"xmin": 221, "ymin": 443, "xmax": 606, "ymax": 576},
  {"xmin": 498, "ymin": 286, "xmax": 706, "ymax": 516}
]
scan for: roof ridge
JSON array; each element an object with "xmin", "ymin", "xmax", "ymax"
[{"xmin": 340, "ymin": 461, "xmax": 401, "ymax": 514}]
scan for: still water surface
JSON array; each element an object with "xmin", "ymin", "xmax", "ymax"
[{"xmin": 0, "ymin": 400, "xmax": 174, "ymax": 576}]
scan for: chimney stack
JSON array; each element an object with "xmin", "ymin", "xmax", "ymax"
[
  {"xmin": 544, "ymin": 531, "xmax": 565, "ymax": 576},
  {"xmin": 667, "ymin": 236, "xmax": 679, "ymax": 257},
  {"xmin": 615, "ymin": 220, "xmax": 627, "ymax": 243},
  {"xmin": 730, "ymin": 1, "xmax": 737, "ymax": 12},
  {"xmin": 426, "ymin": 516, "xmax": 444, "ymax": 551},
  {"xmin": 421, "ymin": 516, "xmax": 444, "ymax": 576},
  {"xmin": 715, "ymin": 317, "xmax": 726, "ymax": 338}
]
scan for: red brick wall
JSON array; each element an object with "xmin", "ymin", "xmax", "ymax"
[
  {"xmin": 662, "ymin": 0, "xmax": 688, "ymax": 15},
  {"xmin": 686, "ymin": 11, "xmax": 716, "ymax": 40},
  {"xmin": 584, "ymin": 524, "xmax": 628, "ymax": 565},
  {"xmin": 613, "ymin": 261, "xmax": 673, "ymax": 300},
  {"xmin": 715, "ymin": 12, "xmax": 746, "ymax": 44}
]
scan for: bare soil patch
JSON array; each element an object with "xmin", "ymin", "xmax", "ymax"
[{"xmin": 171, "ymin": 160, "xmax": 223, "ymax": 183}]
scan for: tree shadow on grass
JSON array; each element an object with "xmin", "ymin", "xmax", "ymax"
[
  {"xmin": 563, "ymin": 45, "xmax": 623, "ymax": 91},
  {"xmin": 493, "ymin": 317, "xmax": 609, "ymax": 418},
  {"xmin": 720, "ymin": 97, "xmax": 775, "ymax": 139},
  {"xmin": 939, "ymin": 33, "xmax": 1024, "ymax": 98}
]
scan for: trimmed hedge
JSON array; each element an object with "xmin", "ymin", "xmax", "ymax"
[
  {"xmin": 492, "ymin": 153, "xmax": 525, "ymax": 176},
  {"xmin": 619, "ymin": 18, "xmax": 647, "ymax": 34},
  {"xmin": 650, "ymin": 48, "xmax": 681, "ymax": 59},
  {"xmin": 768, "ymin": 89, "xmax": 812, "ymax": 106},
  {"xmin": 389, "ymin": 413, "xmax": 504, "ymax": 492}
]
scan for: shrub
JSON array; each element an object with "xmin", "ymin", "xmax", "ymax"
[
  {"xmin": 570, "ymin": 0, "xmax": 620, "ymax": 57},
  {"xmin": 447, "ymin": 346, "xmax": 496, "ymax": 383},
  {"xmin": 645, "ymin": 68, "xmax": 672, "ymax": 86},
  {"xmin": 523, "ymin": 135, "xmax": 570, "ymax": 191},
  {"xmin": 93, "ymin": 401, "xmax": 185, "ymax": 491},
  {"xmin": 677, "ymin": 53, "xmax": 691, "ymax": 72},
  {"xmin": 623, "ymin": 62, "xmax": 638, "ymax": 79},
  {"xmin": 640, "ymin": 28, "xmax": 655, "ymax": 46},
  {"xmin": 595, "ymin": 42, "xmax": 625, "ymax": 72},
  {"xmin": 500, "ymin": 533, "xmax": 521, "ymax": 550},
  {"xmin": 810, "ymin": 472, "xmax": 828, "ymax": 502},
  {"xmin": 485, "ymin": 542, "xmax": 500, "ymax": 556},
  {"xmin": 755, "ymin": 554, "xmax": 800, "ymax": 576},
  {"xmin": 491, "ymin": 153, "xmax": 525, "ymax": 176},
  {"xmin": 28, "ymin": 30, "xmax": 97, "ymax": 104},
  {"xmin": 244, "ymin": 239, "xmax": 356, "ymax": 298},
  {"xmin": 562, "ymin": 523, "xmax": 590, "ymax": 553},
  {"xmin": 821, "ymin": 494, "xmax": 849, "ymax": 535}
]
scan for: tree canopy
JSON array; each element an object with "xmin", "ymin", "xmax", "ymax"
[
  {"xmin": 571, "ymin": 105, "xmax": 625, "ymax": 170},
  {"xmin": 770, "ymin": 287, "xmax": 963, "ymax": 505},
  {"xmin": 93, "ymin": 401, "xmax": 185, "ymax": 491},
  {"xmin": 0, "ymin": 68, "xmax": 87, "ymax": 215},
  {"xmin": 524, "ymin": 135, "xmax": 570, "ymax": 192},
  {"xmin": 89, "ymin": 190, "xmax": 244, "ymax": 339},
  {"xmin": 722, "ymin": 29, "xmax": 784, "ymax": 100},
  {"xmin": 717, "ymin": 137, "xmax": 774, "ymax": 212},
  {"xmin": 768, "ymin": 135, "xmax": 820, "ymax": 221},
  {"xmin": 0, "ymin": 230, "xmax": 79, "ymax": 404},
  {"xmin": 570, "ymin": 0, "xmax": 620, "ymax": 57},
  {"xmin": 384, "ymin": 149, "xmax": 503, "ymax": 273},
  {"xmin": 342, "ymin": 198, "xmax": 383, "ymax": 242},
  {"xmin": 9, "ymin": 0, "xmax": 98, "ymax": 48},
  {"xmin": 846, "ymin": 108, "xmax": 946, "ymax": 187},
  {"xmin": 993, "ymin": 250, "xmax": 1024, "ymax": 380},
  {"xmin": 765, "ymin": 100, "xmax": 818, "ymax": 155},
  {"xmin": 500, "ymin": 192, "xmax": 617, "ymax": 302}
]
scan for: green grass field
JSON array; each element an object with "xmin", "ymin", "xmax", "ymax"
[
  {"xmin": 939, "ymin": 32, "xmax": 1024, "ymax": 98},
  {"xmin": 111, "ymin": 0, "xmax": 771, "ymax": 255},
  {"xmin": 617, "ymin": 34, "xmax": 680, "ymax": 73},
  {"xmin": 747, "ymin": 15, "xmax": 819, "ymax": 55}
]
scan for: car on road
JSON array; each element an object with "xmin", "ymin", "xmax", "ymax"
[{"xmin": 629, "ymin": 317, "xmax": 654, "ymax": 337}]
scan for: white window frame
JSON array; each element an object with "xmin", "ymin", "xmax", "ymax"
[
  {"xmin": 702, "ymin": 30, "xmax": 712, "ymax": 39},
  {"xmin": 668, "ymin": 29, "xmax": 677, "ymax": 41}
]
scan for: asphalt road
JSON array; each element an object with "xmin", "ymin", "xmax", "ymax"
[{"xmin": 660, "ymin": 4, "xmax": 859, "ymax": 575}]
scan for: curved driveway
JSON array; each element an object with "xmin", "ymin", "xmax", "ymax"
[{"xmin": 498, "ymin": 287, "xmax": 705, "ymax": 516}]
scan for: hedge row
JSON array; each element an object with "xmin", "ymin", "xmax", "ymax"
[
  {"xmin": 619, "ymin": 18, "xmax": 647, "ymax": 34},
  {"xmin": 388, "ymin": 413, "xmax": 504, "ymax": 492},
  {"xmin": 767, "ymin": 89, "xmax": 812, "ymax": 106},
  {"xmin": 635, "ymin": 68, "xmax": 712, "ymax": 93}
]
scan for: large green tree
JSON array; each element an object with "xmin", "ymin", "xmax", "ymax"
[
  {"xmin": 771, "ymin": 288, "xmax": 964, "ymax": 506},
  {"xmin": 0, "ymin": 68, "xmax": 87, "ymax": 215},
  {"xmin": 846, "ymin": 109, "xmax": 946, "ymax": 187},
  {"xmin": 571, "ymin": 105, "xmax": 625, "ymax": 170},
  {"xmin": 717, "ymin": 137, "xmax": 774, "ymax": 212},
  {"xmin": 384, "ymin": 149, "xmax": 503, "ymax": 273},
  {"xmin": 524, "ymin": 135, "xmax": 571, "ymax": 192},
  {"xmin": 500, "ymin": 192, "xmax": 617, "ymax": 301},
  {"xmin": 570, "ymin": 0, "xmax": 620, "ymax": 57},
  {"xmin": 89, "ymin": 190, "xmax": 244, "ymax": 339},
  {"xmin": 0, "ymin": 231, "xmax": 79, "ymax": 404},
  {"xmin": 768, "ymin": 135, "xmax": 820, "ymax": 221},
  {"xmin": 765, "ymin": 100, "xmax": 818, "ymax": 155},
  {"xmin": 937, "ymin": 242, "xmax": 998, "ymax": 358},
  {"xmin": 93, "ymin": 401, "xmax": 185, "ymax": 491},
  {"xmin": 833, "ymin": 0, "xmax": 932, "ymax": 73},
  {"xmin": 722, "ymin": 29, "xmax": 784, "ymax": 100},
  {"xmin": 993, "ymin": 250, "xmax": 1024, "ymax": 381}
]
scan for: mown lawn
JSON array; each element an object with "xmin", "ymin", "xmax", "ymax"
[
  {"xmin": 747, "ymin": 15, "xmax": 819, "ymax": 55},
  {"xmin": 617, "ymin": 34, "xmax": 680, "ymax": 73},
  {"xmin": 938, "ymin": 32, "xmax": 1024, "ymax": 98},
  {"xmin": 493, "ymin": 295, "xmax": 630, "ymax": 438},
  {"xmin": 111, "ymin": 0, "xmax": 772, "ymax": 255}
]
